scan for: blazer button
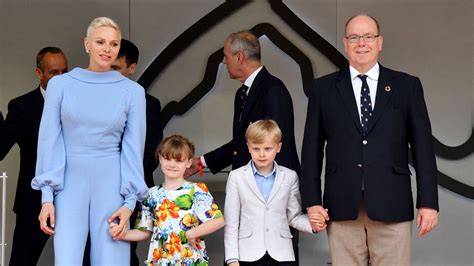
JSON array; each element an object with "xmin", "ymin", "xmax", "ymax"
[
  {"xmin": 266, "ymin": 228, "xmax": 270, "ymax": 232},
  {"xmin": 362, "ymin": 140, "xmax": 368, "ymax": 145},
  {"xmin": 233, "ymin": 151, "xmax": 237, "ymax": 156},
  {"xmin": 357, "ymin": 163, "xmax": 363, "ymax": 168}
]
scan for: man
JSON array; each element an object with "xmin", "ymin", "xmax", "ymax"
[
  {"xmin": 188, "ymin": 30, "xmax": 300, "ymax": 175},
  {"xmin": 300, "ymin": 14, "xmax": 439, "ymax": 266},
  {"xmin": 0, "ymin": 47, "xmax": 68, "ymax": 265},
  {"xmin": 111, "ymin": 38, "xmax": 163, "ymax": 266}
]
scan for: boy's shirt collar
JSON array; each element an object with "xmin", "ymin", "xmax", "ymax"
[{"xmin": 251, "ymin": 160, "xmax": 277, "ymax": 177}]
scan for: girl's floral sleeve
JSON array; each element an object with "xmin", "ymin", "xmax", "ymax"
[
  {"xmin": 192, "ymin": 182, "xmax": 223, "ymax": 223},
  {"xmin": 135, "ymin": 187, "xmax": 156, "ymax": 231}
]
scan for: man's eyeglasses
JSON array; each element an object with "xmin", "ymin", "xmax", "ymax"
[{"xmin": 345, "ymin": 34, "xmax": 380, "ymax": 43}]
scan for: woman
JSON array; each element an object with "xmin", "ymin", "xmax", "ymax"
[{"xmin": 32, "ymin": 17, "xmax": 148, "ymax": 265}]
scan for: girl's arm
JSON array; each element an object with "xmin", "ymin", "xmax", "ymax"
[
  {"xmin": 109, "ymin": 223, "xmax": 151, "ymax": 241},
  {"xmin": 186, "ymin": 217, "xmax": 225, "ymax": 248}
]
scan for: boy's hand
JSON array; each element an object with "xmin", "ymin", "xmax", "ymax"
[{"xmin": 228, "ymin": 262, "xmax": 240, "ymax": 266}]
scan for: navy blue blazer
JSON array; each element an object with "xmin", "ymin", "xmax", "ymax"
[
  {"xmin": 300, "ymin": 65, "xmax": 438, "ymax": 222},
  {"xmin": 204, "ymin": 67, "xmax": 300, "ymax": 174},
  {"xmin": 143, "ymin": 93, "xmax": 162, "ymax": 187},
  {"xmin": 0, "ymin": 87, "xmax": 44, "ymax": 214}
]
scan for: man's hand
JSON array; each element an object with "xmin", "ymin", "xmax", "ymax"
[
  {"xmin": 38, "ymin": 202, "xmax": 55, "ymax": 235},
  {"xmin": 309, "ymin": 210, "xmax": 328, "ymax": 232},
  {"xmin": 184, "ymin": 157, "xmax": 200, "ymax": 178},
  {"xmin": 108, "ymin": 206, "xmax": 132, "ymax": 240},
  {"xmin": 307, "ymin": 205, "xmax": 329, "ymax": 232},
  {"xmin": 416, "ymin": 207, "xmax": 438, "ymax": 237}
]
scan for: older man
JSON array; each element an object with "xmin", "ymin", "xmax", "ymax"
[
  {"xmin": 189, "ymin": 30, "xmax": 300, "ymax": 175},
  {"xmin": 300, "ymin": 14, "xmax": 439, "ymax": 266}
]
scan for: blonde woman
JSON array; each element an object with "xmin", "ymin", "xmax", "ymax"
[{"xmin": 32, "ymin": 17, "xmax": 148, "ymax": 265}]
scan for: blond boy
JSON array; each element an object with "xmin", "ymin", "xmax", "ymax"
[{"xmin": 224, "ymin": 119, "xmax": 325, "ymax": 265}]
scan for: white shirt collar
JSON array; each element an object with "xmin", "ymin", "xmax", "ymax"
[
  {"xmin": 243, "ymin": 66, "xmax": 263, "ymax": 91},
  {"xmin": 40, "ymin": 85, "xmax": 46, "ymax": 98},
  {"xmin": 350, "ymin": 63, "xmax": 380, "ymax": 82}
]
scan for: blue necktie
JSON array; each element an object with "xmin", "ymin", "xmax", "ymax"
[{"xmin": 358, "ymin": 75, "xmax": 372, "ymax": 131}]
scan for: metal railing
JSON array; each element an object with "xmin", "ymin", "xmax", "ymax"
[{"xmin": 0, "ymin": 172, "xmax": 7, "ymax": 266}]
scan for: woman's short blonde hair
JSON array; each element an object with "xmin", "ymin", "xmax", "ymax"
[
  {"xmin": 86, "ymin": 17, "xmax": 121, "ymax": 38},
  {"xmin": 156, "ymin": 135, "xmax": 195, "ymax": 161},
  {"xmin": 245, "ymin": 119, "xmax": 282, "ymax": 144}
]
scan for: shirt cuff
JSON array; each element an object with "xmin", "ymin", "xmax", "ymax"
[
  {"xmin": 225, "ymin": 258, "xmax": 239, "ymax": 264},
  {"xmin": 123, "ymin": 194, "xmax": 138, "ymax": 211},
  {"xmin": 200, "ymin": 155, "xmax": 208, "ymax": 168},
  {"xmin": 41, "ymin": 186, "xmax": 54, "ymax": 204}
]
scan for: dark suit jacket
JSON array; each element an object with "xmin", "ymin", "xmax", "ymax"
[
  {"xmin": 204, "ymin": 66, "xmax": 300, "ymax": 174},
  {"xmin": 0, "ymin": 87, "xmax": 44, "ymax": 214},
  {"xmin": 143, "ymin": 93, "xmax": 162, "ymax": 187},
  {"xmin": 300, "ymin": 65, "xmax": 438, "ymax": 222}
]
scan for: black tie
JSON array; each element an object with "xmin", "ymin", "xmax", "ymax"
[
  {"xmin": 358, "ymin": 75, "xmax": 372, "ymax": 131},
  {"xmin": 238, "ymin": 84, "xmax": 248, "ymax": 122}
]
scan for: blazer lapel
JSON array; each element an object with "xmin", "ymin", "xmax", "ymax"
[
  {"xmin": 266, "ymin": 163, "xmax": 284, "ymax": 204},
  {"xmin": 238, "ymin": 67, "xmax": 267, "ymax": 130},
  {"xmin": 336, "ymin": 70, "xmax": 364, "ymax": 134},
  {"xmin": 242, "ymin": 163, "xmax": 266, "ymax": 203},
  {"xmin": 366, "ymin": 65, "xmax": 393, "ymax": 133}
]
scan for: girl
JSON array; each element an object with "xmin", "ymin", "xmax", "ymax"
[{"xmin": 110, "ymin": 134, "xmax": 225, "ymax": 265}]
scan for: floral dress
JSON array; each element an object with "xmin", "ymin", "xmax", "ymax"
[{"xmin": 135, "ymin": 181, "xmax": 223, "ymax": 266}]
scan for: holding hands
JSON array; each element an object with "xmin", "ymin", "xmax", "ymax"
[
  {"xmin": 108, "ymin": 222, "xmax": 123, "ymax": 240},
  {"xmin": 107, "ymin": 206, "xmax": 132, "ymax": 240},
  {"xmin": 307, "ymin": 205, "xmax": 329, "ymax": 232}
]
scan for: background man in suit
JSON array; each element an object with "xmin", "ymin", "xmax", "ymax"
[
  {"xmin": 111, "ymin": 38, "xmax": 163, "ymax": 266},
  {"xmin": 187, "ymin": 30, "xmax": 299, "ymax": 175},
  {"xmin": 300, "ymin": 14, "xmax": 439, "ymax": 266},
  {"xmin": 0, "ymin": 46, "xmax": 68, "ymax": 265}
]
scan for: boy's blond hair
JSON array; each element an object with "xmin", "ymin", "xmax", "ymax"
[
  {"xmin": 245, "ymin": 119, "xmax": 282, "ymax": 144},
  {"xmin": 156, "ymin": 134, "xmax": 194, "ymax": 161}
]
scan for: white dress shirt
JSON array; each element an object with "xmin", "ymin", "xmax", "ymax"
[{"xmin": 349, "ymin": 63, "xmax": 379, "ymax": 123}]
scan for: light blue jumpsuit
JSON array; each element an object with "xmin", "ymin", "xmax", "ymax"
[{"xmin": 32, "ymin": 68, "xmax": 149, "ymax": 265}]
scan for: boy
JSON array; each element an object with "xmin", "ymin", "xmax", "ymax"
[{"xmin": 224, "ymin": 119, "xmax": 326, "ymax": 265}]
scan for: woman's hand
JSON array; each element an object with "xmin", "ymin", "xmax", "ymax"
[
  {"xmin": 38, "ymin": 202, "xmax": 55, "ymax": 235},
  {"xmin": 108, "ymin": 206, "xmax": 132, "ymax": 240}
]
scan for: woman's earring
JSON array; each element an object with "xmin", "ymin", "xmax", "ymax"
[{"xmin": 86, "ymin": 49, "xmax": 90, "ymax": 53}]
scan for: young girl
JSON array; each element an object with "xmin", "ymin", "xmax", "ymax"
[{"xmin": 110, "ymin": 134, "xmax": 225, "ymax": 265}]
